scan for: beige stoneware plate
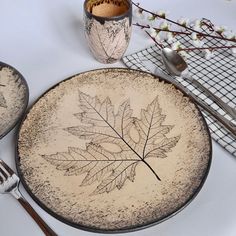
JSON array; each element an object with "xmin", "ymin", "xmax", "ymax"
[
  {"xmin": 0, "ymin": 62, "xmax": 28, "ymax": 139},
  {"xmin": 16, "ymin": 68, "xmax": 212, "ymax": 233}
]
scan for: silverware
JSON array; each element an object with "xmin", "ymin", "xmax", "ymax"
[
  {"xmin": 0, "ymin": 159, "xmax": 57, "ymax": 236},
  {"xmin": 161, "ymin": 47, "xmax": 236, "ymax": 120},
  {"xmin": 154, "ymin": 67, "xmax": 236, "ymax": 138}
]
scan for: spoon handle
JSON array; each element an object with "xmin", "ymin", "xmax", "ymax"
[
  {"xmin": 154, "ymin": 68, "xmax": 236, "ymax": 138},
  {"xmin": 183, "ymin": 75, "xmax": 236, "ymax": 120}
]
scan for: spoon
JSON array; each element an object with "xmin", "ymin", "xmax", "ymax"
[{"xmin": 161, "ymin": 47, "xmax": 236, "ymax": 120}]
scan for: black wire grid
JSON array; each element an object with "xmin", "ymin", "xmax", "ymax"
[{"xmin": 122, "ymin": 22, "xmax": 236, "ymax": 156}]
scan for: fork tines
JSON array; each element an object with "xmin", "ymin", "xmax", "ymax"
[{"xmin": 0, "ymin": 160, "xmax": 14, "ymax": 183}]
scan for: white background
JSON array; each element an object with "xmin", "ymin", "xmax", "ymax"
[{"xmin": 0, "ymin": 0, "xmax": 236, "ymax": 235}]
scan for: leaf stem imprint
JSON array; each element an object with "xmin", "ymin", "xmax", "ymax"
[
  {"xmin": 0, "ymin": 91, "xmax": 7, "ymax": 108},
  {"xmin": 43, "ymin": 92, "xmax": 180, "ymax": 194},
  {"xmin": 83, "ymin": 92, "xmax": 161, "ymax": 181}
]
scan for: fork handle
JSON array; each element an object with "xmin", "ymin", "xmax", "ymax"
[{"xmin": 17, "ymin": 197, "xmax": 58, "ymax": 236}]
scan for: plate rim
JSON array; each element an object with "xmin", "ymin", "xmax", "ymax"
[
  {"xmin": 15, "ymin": 67, "xmax": 212, "ymax": 233},
  {"xmin": 0, "ymin": 61, "xmax": 29, "ymax": 140}
]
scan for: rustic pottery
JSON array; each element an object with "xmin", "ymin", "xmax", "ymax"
[
  {"xmin": 16, "ymin": 68, "xmax": 212, "ymax": 233},
  {"xmin": 83, "ymin": 0, "xmax": 132, "ymax": 63},
  {"xmin": 0, "ymin": 62, "xmax": 28, "ymax": 139}
]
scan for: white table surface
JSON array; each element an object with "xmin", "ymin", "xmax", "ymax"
[{"xmin": 0, "ymin": 0, "xmax": 236, "ymax": 235}]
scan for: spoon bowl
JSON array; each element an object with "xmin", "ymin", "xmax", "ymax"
[{"xmin": 161, "ymin": 48, "xmax": 187, "ymax": 76}]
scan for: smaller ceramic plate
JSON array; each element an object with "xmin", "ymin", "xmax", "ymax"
[{"xmin": 0, "ymin": 62, "xmax": 29, "ymax": 139}]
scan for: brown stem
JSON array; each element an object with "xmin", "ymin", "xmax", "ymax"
[
  {"xmin": 144, "ymin": 30, "xmax": 163, "ymax": 48},
  {"xmin": 178, "ymin": 45, "xmax": 236, "ymax": 52},
  {"xmin": 134, "ymin": 22, "xmax": 189, "ymax": 35},
  {"xmin": 201, "ymin": 18, "xmax": 224, "ymax": 38},
  {"xmin": 144, "ymin": 27, "xmax": 235, "ymax": 53},
  {"xmin": 132, "ymin": 1, "xmax": 236, "ymax": 43},
  {"xmin": 134, "ymin": 22, "xmax": 230, "ymax": 40},
  {"xmin": 132, "ymin": 2, "xmax": 190, "ymax": 30}
]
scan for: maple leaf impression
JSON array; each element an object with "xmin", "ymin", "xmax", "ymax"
[
  {"xmin": 85, "ymin": 19, "xmax": 130, "ymax": 63},
  {"xmin": 0, "ymin": 91, "xmax": 7, "ymax": 108},
  {"xmin": 43, "ymin": 91, "xmax": 180, "ymax": 194}
]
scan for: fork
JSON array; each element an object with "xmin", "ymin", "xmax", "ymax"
[{"xmin": 0, "ymin": 159, "xmax": 58, "ymax": 236}]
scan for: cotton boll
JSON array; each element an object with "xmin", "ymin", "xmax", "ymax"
[
  {"xmin": 177, "ymin": 17, "xmax": 189, "ymax": 27},
  {"xmin": 203, "ymin": 49, "xmax": 214, "ymax": 60},
  {"xmin": 192, "ymin": 39, "xmax": 204, "ymax": 48}
]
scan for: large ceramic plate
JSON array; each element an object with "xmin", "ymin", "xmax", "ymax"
[
  {"xmin": 16, "ymin": 68, "xmax": 212, "ymax": 233},
  {"xmin": 0, "ymin": 62, "xmax": 29, "ymax": 139}
]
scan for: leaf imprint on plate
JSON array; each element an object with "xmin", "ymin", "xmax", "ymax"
[
  {"xmin": 0, "ymin": 91, "xmax": 7, "ymax": 108},
  {"xmin": 42, "ymin": 91, "xmax": 180, "ymax": 194}
]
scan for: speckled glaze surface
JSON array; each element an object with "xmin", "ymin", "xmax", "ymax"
[
  {"xmin": 0, "ymin": 62, "xmax": 28, "ymax": 139},
  {"xmin": 84, "ymin": 0, "xmax": 132, "ymax": 64},
  {"xmin": 16, "ymin": 68, "xmax": 211, "ymax": 233}
]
